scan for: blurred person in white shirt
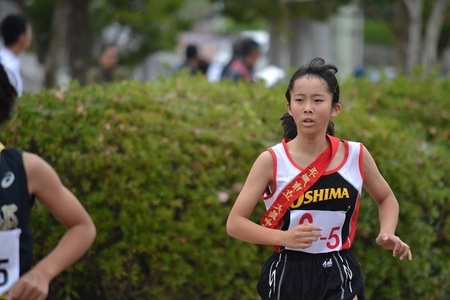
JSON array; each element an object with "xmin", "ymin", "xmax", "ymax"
[{"xmin": 0, "ymin": 14, "xmax": 32, "ymax": 96}]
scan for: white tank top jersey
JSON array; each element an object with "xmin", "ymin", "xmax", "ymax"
[{"xmin": 263, "ymin": 139, "xmax": 365, "ymax": 253}]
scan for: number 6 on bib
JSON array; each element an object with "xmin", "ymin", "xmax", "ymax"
[{"xmin": 289, "ymin": 210, "xmax": 345, "ymax": 253}]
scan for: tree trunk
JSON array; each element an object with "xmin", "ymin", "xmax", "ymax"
[
  {"xmin": 362, "ymin": 1, "xmax": 408, "ymax": 74},
  {"xmin": 421, "ymin": 0, "xmax": 450, "ymax": 74},
  {"xmin": 288, "ymin": 15, "xmax": 311, "ymax": 68},
  {"xmin": 67, "ymin": 0, "xmax": 92, "ymax": 86},
  {"xmin": 402, "ymin": 0, "xmax": 424, "ymax": 74},
  {"xmin": 394, "ymin": 0, "xmax": 408, "ymax": 74},
  {"xmin": 44, "ymin": 0, "xmax": 69, "ymax": 88},
  {"xmin": 11, "ymin": 0, "xmax": 27, "ymax": 13},
  {"xmin": 267, "ymin": 20, "xmax": 289, "ymax": 70}
]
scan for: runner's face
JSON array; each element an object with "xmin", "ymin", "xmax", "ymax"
[{"xmin": 287, "ymin": 75, "xmax": 340, "ymax": 135}]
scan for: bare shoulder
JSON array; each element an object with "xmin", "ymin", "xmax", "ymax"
[
  {"xmin": 361, "ymin": 145, "xmax": 378, "ymax": 171},
  {"xmin": 249, "ymin": 150, "xmax": 274, "ymax": 183},
  {"xmin": 361, "ymin": 144, "xmax": 385, "ymax": 188},
  {"xmin": 254, "ymin": 150, "xmax": 274, "ymax": 172},
  {"xmin": 22, "ymin": 152, "xmax": 62, "ymax": 196},
  {"xmin": 22, "ymin": 151, "xmax": 43, "ymax": 165},
  {"xmin": 22, "ymin": 152, "xmax": 55, "ymax": 175},
  {"xmin": 256, "ymin": 150, "xmax": 274, "ymax": 165}
]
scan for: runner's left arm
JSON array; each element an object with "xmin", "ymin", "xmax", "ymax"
[
  {"xmin": 7, "ymin": 152, "xmax": 96, "ymax": 300},
  {"xmin": 362, "ymin": 146, "xmax": 412, "ymax": 261}
]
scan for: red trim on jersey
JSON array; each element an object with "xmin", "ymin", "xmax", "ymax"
[
  {"xmin": 281, "ymin": 139, "xmax": 301, "ymax": 171},
  {"xmin": 359, "ymin": 143, "xmax": 365, "ymax": 181},
  {"xmin": 343, "ymin": 194, "xmax": 362, "ymax": 250},
  {"xmin": 282, "ymin": 138, "xmax": 350, "ymax": 175},
  {"xmin": 262, "ymin": 148, "xmax": 278, "ymax": 200},
  {"xmin": 324, "ymin": 140, "xmax": 349, "ymax": 175}
]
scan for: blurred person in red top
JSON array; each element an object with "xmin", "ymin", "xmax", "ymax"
[{"xmin": 222, "ymin": 37, "xmax": 261, "ymax": 83}]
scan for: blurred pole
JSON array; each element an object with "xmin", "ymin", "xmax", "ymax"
[
  {"xmin": 402, "ymin": 0, "xmax": 424, "ymax": 75},
  {"xmin": 44, "ymin": 0, "xmax": 69, "ymax": 88},
  {"xmin": 288, "ymin": 15, "xmax": 311, "ymax": 69},
  {"xmin": 68, "ymin": 0, "xmax": 92, "ymax": 86},
  {"xmin": 267, "ymin": 20, "xmax": 290, "ymax": 71},
  {"xmin": 331, "ymin": 2, "xmax": 364, "ymax": 80}
]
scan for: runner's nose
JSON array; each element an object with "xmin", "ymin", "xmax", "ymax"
[{"xmin": 303, "ymin": 101, "xmax": 313, "ymax": 113}]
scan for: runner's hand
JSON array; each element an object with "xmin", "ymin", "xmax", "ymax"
[
  {"xmin": 7, "ymin": 270, "xmax": 49, "ymax": 300},
  {"xmin": 376, "ymin": 234, "xmax": 412, "ymax": 261},
  {"xmin": 282, "ymin": 223, "xmax": 322, "ymax": 249}
]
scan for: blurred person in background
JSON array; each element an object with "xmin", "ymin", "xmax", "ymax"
[
  {"xmin": 0, "ymin": 14, "xmax": 33, "ymax": 96},
  {"xmin": 222, "ymin": 37, "xmax": 261, "ymax": 83},
  {"xmin": 177, "ymin": 44, "xmax": 209, "ymax": 76},
  {"xmin": 219, "ymin": 38, "xmax": 243, "ymax": 80},
  {"xmin": 86, "ymin": 44, "xmax": 129, "ymax": 85}
]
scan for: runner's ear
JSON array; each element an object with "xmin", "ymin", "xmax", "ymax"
[
  {"xmin": 331, "ymin": 103, "xmax": 341, "ymax": 117},
  {"xmin": 286, "ymin": 102, "xmax": 292, "ymax": 116}
]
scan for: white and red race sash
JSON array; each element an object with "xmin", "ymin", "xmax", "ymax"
[
  {"xmin": 260, "ymin": 135, "xmax": 340, "ymax": 229},
  {"xmin": 0, "ymin": 228, "xmax": 21, "ymax": 297}
]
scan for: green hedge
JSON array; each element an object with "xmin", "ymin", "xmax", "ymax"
[{"xmin": 3, "ymin": 74, "xmax": 448, "ymax": 299}]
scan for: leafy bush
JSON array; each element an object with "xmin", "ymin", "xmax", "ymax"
[
  {"xmin": 3, "ymin": 74, "xmax": 448, "ymax": 299},
  {"xmin": 340, "ymin": 76, "xmax": 449, "ymax": 299}
]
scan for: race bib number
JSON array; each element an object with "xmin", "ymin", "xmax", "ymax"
[
  {"xmin": 0, "ymin": 229, "xmax": 21, "ymax": 296},
  {"xmin": 286, "ymin": 210, "xmax": 345, "ymax": 253}
]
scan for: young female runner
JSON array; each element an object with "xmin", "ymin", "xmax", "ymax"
[{"xmin": 226, "ymin": 57, "xmax": 412, "ymax": 300}]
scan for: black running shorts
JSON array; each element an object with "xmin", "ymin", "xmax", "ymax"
[{"xmin": 257, "ymin": 250, "xmax": 365, "ymax": 300}]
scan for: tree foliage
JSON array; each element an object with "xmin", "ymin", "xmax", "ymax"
[
  {"xmin": 209, "ymin": 0, "xmax": 351, "ymax": 23},
  {"xmin": 90, "ymin": 0, "xmax": 192, "ymax": 64},
  {"xmin": 12, "ymin": 0, "xmax": 195, "ymax": 86},
  {"xmin": 362, "ymin": 0, "xmax": 450, "ymax": 74}
]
